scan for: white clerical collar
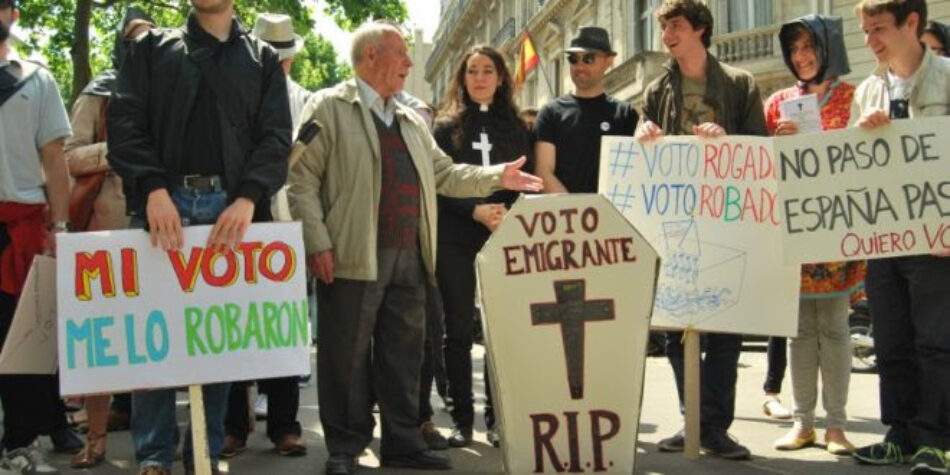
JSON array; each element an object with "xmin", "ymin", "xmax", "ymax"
[{"xmin": 356, "ymin": 77, "xmax": 396, "ymax": 126}]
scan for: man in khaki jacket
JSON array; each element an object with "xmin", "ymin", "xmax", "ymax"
[{"xmin": 288, "ymin": 22, "xmax": 540, "ymax": 475}]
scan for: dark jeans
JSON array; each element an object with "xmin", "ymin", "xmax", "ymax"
[
  {"xmin": 226, "ymin": 377, "xmax": 301, "ymax": 443},
  {"xmin": 867, "ymin": 255, "xmax": 950, "ymax": 450},
  {"xmin": 419, "ymin": 283, "xmax": 446, "ymax": 424},
  {"xmin": 0, "ymin": 292, "xmax": 69, "ymax": 450},
  {"xmin": 763, "ymin": 337, "xmax": 787, "ymax": 394},
  {"xmin": 437, "ymin": 243, "xmax": 492, "ymax": 429},
  {"xmin": 317, "ymin": 248, "xmax": 428, "ymax": 457},
  {"xmin": 666, "ymin": 331, "xmax": 742, "ymax": 433}
]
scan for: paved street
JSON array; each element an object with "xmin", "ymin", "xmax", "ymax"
[{"xmin": 28, "ymin": 343, "xmax": 903, "ymax": 474}]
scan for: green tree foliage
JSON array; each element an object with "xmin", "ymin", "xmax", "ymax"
[
  {"xmin": 321, "ymin": 0, "xmax": 407, "ymax": 31},
  {"xmin": 292, "ymin": 32, "xmax": 352, "ymax": 92},
  {"xmin": 13, "ymin": 0, "xmax": 405, "ymax": 104}
]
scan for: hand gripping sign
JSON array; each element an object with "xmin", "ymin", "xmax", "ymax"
[{"xmin": 477, "ymin": 194, "xmax": 659, "ymax": 474}]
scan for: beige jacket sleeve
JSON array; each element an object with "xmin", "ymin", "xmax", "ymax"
[
  {"xmin": 64, "ymin": 94, "xmax": 109, "ymax": 177},
  {"xmin": 288, "ymin": 98, "xmax": 333, "ymax": 255}
]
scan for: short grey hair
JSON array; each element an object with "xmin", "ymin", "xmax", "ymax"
[{"xmin": 350, "ymin": 21, "xmax": 403, "ymax": 65}]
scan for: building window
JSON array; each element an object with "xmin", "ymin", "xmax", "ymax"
[
  {"xmin": 726, "ymin": 0, "xmax": 773, "ymax": 32},
  {"xmin": 638, "ymin": 0, "xmax": 658, "ymax": 53}
]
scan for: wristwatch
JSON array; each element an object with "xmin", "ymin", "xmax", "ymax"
[{"xmin": 50, "ymin": 220, "xmax": 73, "ymax": 233}]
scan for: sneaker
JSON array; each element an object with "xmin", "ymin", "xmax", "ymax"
[
  {"xmin": 2, "ymin": 444, "xmax": 61, "ymax": 474},
  {"xmin": 701, "ymin": 429, "xmax": 751, "ymax": 460},
  {"xmin": 853, "ymin": 441, "xmax": 907, "ymax": 465},
  {"xmin": 762, "ymin": 396, "xmax": 792, "ymax": 420},
  {"xmin": 658, "ymin": 430, "xmax": 685, "ymax": 452},
  {"xmin": 911, "ymin": 447, "xmax": 948, "ymax": 474},
  {"xmin": 254, "ymin": 394, "xmax": 268, "ymax": 420}
]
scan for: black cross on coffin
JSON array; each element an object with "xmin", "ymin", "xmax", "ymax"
[{"xmin": 530, "ymin": 280, "xmax": 615, "ymax": 400}]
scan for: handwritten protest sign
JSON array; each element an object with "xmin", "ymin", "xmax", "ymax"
[
  {"xmin": 774, "ymin": 116, "xmax": 950, "ymax": 262},
  {"xmin": 56, "ymin": 223, "xmax": 310, "ymax": 396},
  {"xmin": 0, "ymin": 256, "xmax": 57, "ymax": 374},
  {"xmin": 599, "ymin": 135, "xmax": 799, "ymax": 337},
  {"xmin": 477, "ymin": 194, "xmax": 658, "ymax": 474}
]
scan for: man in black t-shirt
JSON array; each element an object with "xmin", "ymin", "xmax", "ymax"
[{"xmin": 534, "ymin": 26, "xmax": 637, "ymax": 193}]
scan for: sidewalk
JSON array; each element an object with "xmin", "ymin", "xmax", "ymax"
[{"xmin": 33, "ymin": 343, "xmax": 902, "ymax": 474}]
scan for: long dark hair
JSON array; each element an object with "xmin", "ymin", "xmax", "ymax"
[{"xmin": 436, "ymin": 45, "xmax": 525, "ymax": 151}]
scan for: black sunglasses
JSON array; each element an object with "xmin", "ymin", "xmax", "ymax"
[{"xmin": 567, "ymin": 53, "xmax": 600, "ymax": 65}]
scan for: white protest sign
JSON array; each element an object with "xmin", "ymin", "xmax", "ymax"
[
  {"xmin": 0, "ymin": 255, "xmax": 57, "ymax": 374},
  {"xmin": 56, "ymin": 223, "xmax": 310, "ymax": 396},
  {"xmin": 599, "ymin": 135, "xmax": 799, "ymax": 337},
  {"xmin": 774, "ymin": 116, "xmax": 950, "ymax": 262},
  {"xmin": 477, "ymin": 194, "xmax": 658, "ymax": 474}
]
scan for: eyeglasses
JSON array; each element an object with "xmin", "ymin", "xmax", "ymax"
[{"xmin": 567, "ymin": 53, "xmax": 600, "ymax": 65}]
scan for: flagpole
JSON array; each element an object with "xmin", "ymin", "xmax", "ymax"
[{"xmin": 521, "ymin": 29, "xmax": 557, "ymax": 98}]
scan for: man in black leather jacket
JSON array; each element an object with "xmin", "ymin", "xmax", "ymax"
[{"xmin": 105, "ymin": 1, "xmax": 290, "ymax": 473}]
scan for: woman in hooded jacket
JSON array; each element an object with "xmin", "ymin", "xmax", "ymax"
[
  {"xmin": 63, "ymin": 8, "xmax": 155, "ymax": 468},
  {"xmin": 764, "ymin": 14, "xmax": 865, "ymax": 456},
  {"xmin": 431, "ymin": 45, "xmax": 533, "ymax": 448}
]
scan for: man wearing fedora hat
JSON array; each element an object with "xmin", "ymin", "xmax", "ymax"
[
  {"xmin": 217, "ymin": 11, "xmax": 310, "ymax": 461},
  {"xmin": 534, "ymin": 25, "xmax": 637, "ymax": 194},
  {"xmin": 252, "ymin": 13, "xmax": 311, "ymax": 129}
]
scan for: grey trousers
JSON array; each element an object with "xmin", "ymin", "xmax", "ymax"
[
  {"xmin": 316, "ymin": 248, "xmax": 429, "ymax": 457},
  {"xmin": 789, "ymin": 296, "xmax": 852, "ymax": 430}
]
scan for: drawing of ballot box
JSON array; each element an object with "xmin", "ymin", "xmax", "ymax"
[{"xmin": 653, "ymin": 220, "xmax": 746, "ymax": 322}]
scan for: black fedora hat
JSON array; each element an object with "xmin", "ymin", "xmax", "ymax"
[{"xmin": 566, "ymin": 26, "xmax": 616, "ymax": 55}]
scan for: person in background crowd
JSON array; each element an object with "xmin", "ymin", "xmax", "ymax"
[
  {"xmin": 534, "ymin": 26, "xmax": 636, "ymax": 194},
  {"xmin": 107, "ymin": 0, "xmax": 291, "ymax": 472},
  {"xmin": 638, "ymin": 0, "xmax": 767, "ymax": 460},
  {"xmin": 764, "ymin": 14, "xmax": 864, "ymax": 456},
  {"xmin": 921, "ymin": 20, "xmax": 948, "ymax": 57},
  {"xmin": 62, "ymin": 6, "xmax": 155, "ymax": 469},
  {"xmin": 0, "ymin": 0, "xmax": 77, "ymax": 472},
  {"xmin": 847, "ymin": 1, "xmax": 950, "ymax": 473},
  {"xmin": 221, "ymin": 11, "xmax": 308, "ymax": 460},
  {"xmin": 432, "ymin": 44, "xmax": 533, "ymax": 449},
  {"xmin": 288, "ymin": 21, "xmax": 541, "ymax": 475},
  {"xmin": 518, "ymin": 107, "xmax": 538, "ymax": 131},
  {"xmin": 762, "ymin": 338, "xmax": 792, "ymax": 420}
]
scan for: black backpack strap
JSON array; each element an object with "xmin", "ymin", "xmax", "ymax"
[
  {"xmin": 180, "ymin": 30, "xmax": 248, "ymax": 131},
  {"xmin": 0, "ymin": 60, "xmax": 40, "ymax": 109}
]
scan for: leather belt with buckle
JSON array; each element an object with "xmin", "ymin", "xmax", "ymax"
[{"xmin": 174, "ymin": 175, "xmax": 223, "ymax": 192}]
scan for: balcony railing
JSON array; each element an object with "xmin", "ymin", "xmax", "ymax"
[
  {"xmin": 492, "ymin": 17, "xmax": 516, "ymax": 48},
  {"xmin": 427, "ymin": 0, "xmax": 468, "ymax": 73},
  {"xmin": 712, "ymin": 25, "xmax": 780, "ymax": 63}
]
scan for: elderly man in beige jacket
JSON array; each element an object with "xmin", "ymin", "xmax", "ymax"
[{"xmin": 288, "ymin": 21, "xmax": 540, "ymax": 475}]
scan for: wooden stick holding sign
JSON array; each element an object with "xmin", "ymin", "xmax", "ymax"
[
  {"xmin": 683, "ymin": 330, "xmax": 701, "ymax": 459},
  {"xmin": 188, "ymin": 385, "xmax": 212, "ymax": 475}
]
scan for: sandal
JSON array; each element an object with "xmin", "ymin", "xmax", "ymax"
[{"xmin": 70, "ymin": 432, "xmax": 106, "ymax": 469}]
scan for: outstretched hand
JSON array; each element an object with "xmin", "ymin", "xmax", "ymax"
[{"xmin": 500, "ymin": 156, "xmax": 543, "ymax": 192}]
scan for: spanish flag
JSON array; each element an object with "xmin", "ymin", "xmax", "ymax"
[{"xmin": 514, "ymin": 31, "xmax": 539, "ymax": 87}]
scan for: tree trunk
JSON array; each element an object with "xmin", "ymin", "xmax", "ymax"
[{"xmin": 70, "ymin": 0, "xmax": 93, "ymax": 104}]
